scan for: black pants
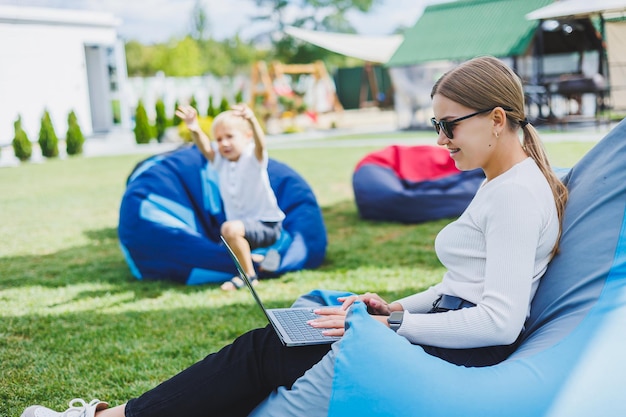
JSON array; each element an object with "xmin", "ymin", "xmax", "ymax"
[
  {"xmin": 125, "ymin": 325, "xmax": 330, "ymax": 417},
  {"xmin": 125, "ymin": 303, "xmax": 518, "ymax": 416},
  {"xmin": 421, "ymin": 338, "xmax": 521, "ymax": 367}
]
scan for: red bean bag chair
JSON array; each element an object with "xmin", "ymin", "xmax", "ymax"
[{"xmin": 352, "ymin": 145, "xmax": 484, "ymax": 223}]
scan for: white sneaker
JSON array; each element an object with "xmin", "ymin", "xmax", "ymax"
[{"xmin": 21, "ymin": 399, "xmax": 109, "ymax": 417}]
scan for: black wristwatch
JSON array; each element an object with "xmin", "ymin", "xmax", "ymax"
[{"xmin": 387, "ymin": 311, "xmax": 404, "ymax": 332}]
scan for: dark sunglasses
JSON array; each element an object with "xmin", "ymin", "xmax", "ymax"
[{"xmin": 430, "ymin": 107, "xmax": 512, "ymax": 139}]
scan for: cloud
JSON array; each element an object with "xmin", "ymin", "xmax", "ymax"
[{"xmin": 0, "ymin": 0, "xmax": 442, "ymax": 44}]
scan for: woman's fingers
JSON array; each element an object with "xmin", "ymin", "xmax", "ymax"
[
  {"xmin": 338, "ymin": 295, "xmax": 361, "ymax": 311},
  {"xmin": 309, "ymin": 308, "xmax": 347, "ymax": 330},
  {"xmin": 320, "ymin": 328, "xmax": 345, "ymax": 337},
  {"xmin": 338, "ymin": 293, "xmax": 390, "ymax": 315}
]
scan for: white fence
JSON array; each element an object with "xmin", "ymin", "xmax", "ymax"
[{"xmin": 125, "ymin": 72, "xmax": 251, "ymax": 121}]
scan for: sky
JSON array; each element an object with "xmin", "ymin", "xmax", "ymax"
[{"xmin": 0, "ymin": 0, "xmax": 446, "ymax": 44}]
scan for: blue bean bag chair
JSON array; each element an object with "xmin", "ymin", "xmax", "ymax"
[
  {"xmin": 328, "ymin": 120, "xmax": 626, "ymax": 416},
  {"xmin": 352, "ymin": 145, "xmax": 485, "ymax": 223},
  {"xmin": 118, "ymin": 145, "xmax": 327, "ymax": 285}
]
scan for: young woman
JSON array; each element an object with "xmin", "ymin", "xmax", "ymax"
[{"xmin": 21, "ymin": 56, "xmax": 567, "ymax": 417}]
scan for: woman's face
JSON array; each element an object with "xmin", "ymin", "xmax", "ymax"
[{"xmin": 431, "ymin": 94, "xmax": 495, "ymax": 172}]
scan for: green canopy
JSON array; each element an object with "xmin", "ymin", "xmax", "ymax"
[{"xmin": 387, "ymin": 0, "xmax": 553, "ymax": 67}]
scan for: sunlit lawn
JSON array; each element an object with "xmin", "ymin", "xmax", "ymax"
[{"xmin": 0, "ymin": 129, "xmax": 598, "ymax": 416}]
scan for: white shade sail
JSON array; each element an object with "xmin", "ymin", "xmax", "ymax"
[
  {"xmin": 284, "ymin": 26, "xmax": 404, "ymax": 64},
  {"xmin": 527, "ymin": 0, "xmax": 626, "ymax": 20}
]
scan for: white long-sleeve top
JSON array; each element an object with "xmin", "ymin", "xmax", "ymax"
[{"xmin": 395, "ymin": 158, "xmax": 559, "ymax": 349}]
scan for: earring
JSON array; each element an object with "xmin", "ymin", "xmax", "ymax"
[{"xmin": 495, "ymin": 131, "xmax": 500, "ymax": 138}]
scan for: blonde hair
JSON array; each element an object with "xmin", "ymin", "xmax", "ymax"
[
  {"xmin": 210, "ymin": 110, "xmax": 252, "ymax": 139},
  {"xmin": 431, "ymin": 56, "xmax": 568, "ymax": 256}
]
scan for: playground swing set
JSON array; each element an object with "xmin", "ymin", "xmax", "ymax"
[{"xmin": 250, "ymin": 60, "xmax": 343, "ymax": 124}]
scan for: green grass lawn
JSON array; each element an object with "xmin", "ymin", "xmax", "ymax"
[{"xmin": 0, "ymin": 133, "xmax": 597, "ymax": 416}]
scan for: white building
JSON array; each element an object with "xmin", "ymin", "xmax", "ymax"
[{"xmin": 0, "ymin": 5, "xmax": 130, "ymax": 146}]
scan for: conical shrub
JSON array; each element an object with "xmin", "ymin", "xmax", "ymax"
[
  {"xmin": 155, "ymin": 98, "xmax": 167, "ymax": 142},
  {"xmin": 190, "ymin": 95, "xmax": 199, "ymax": 113},
  {"xmin": 12, "ymin": 116, "xmax": 32, "ymax": 161},
  {"xmin": 38, "ymin": 110, "xmax": 59, "ymax": 158},
  {"xmin": 207, "ymin": 96, "xmax": 217, "ymax": 118},
  {"xmin": 219, "ymin": 97, "xmax": 230, "ymax": 113},
  {"xmin": 172, "ymin": 100, "xmax": 182, "ymax": 126},
  {"xmin": 134, "ymin": 100, "xmax": 152, "ymax": 144},
  {"xmin": 66, "ymin": 110, "xmax": 85, "ymax": 156}
]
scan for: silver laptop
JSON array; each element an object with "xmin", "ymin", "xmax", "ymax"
[{"xmin": 221, "ymin": 236, "xmax": 340, "ymax": 347}]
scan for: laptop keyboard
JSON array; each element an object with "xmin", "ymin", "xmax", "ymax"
[{"xmin": 273, "ymin": 309, "xmax": 329, "ymax": 341}]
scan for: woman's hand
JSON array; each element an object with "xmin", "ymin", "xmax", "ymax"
[
  {"xmin": 307, "ymin": 293, "xmax": 405, "ymax": 337},
  {"xmin": 338, "ymin": 293, "xmax": 395, "ymax": 316},
  {"xmin": 308, "ymin": 307, "xmax": 348, "ymax": 337}
]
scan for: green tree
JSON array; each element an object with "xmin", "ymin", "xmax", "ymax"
[
  {"xmin": 12, "ymin": 116, "xmax": 32, "ymax": 161},
  {"xmin": 122, "ymin": 0, "xmax": 383, "ymax": 78},
  {"xmin": 125, "ymin": 40, "xmax": 152, "ymax": 76},
  {"xmin": 254, "ymin": 0, "xmax": 378, "ymax": 32},
  {"xmin": 125, "ymin": 41, "xmax": 170, "ymax": 76},
  {"xmin": 190, "ymin": 0, "xmax": 211, "ymax": 41},
  {"xmin": 148, "ymin": 44, "xmax": 170, "ymax": 75},
  {"xmin": 161, "ymin": 36, "xmax": 204, "ymax": 76},
  {"xmin": 134, "ymin": 100, "xmax": 152, "ymax": 144},
  {"xmin": 197, "ymin": 38, "xmax": 232, "ymax": 76},
  {"xmin": 38, "ymin": 110, "xmax": 59, "ymax": 158},
  {"xmin": 65, "ymin": 110, "xmax": 85, "ymax": 156},
  {"xmin": 124, "ymin": 33, "xmax": 263, "ymax": 78},
  {"xmin": 197, "ymin": 37, "xmax": 264, "ymax": 77},
  {"xmin": 252, "ymin": 0, "xmax": 380, "ymax": 62},
  {"xmin": 155, "ymin": 98, "xmax": 167, "ymax": 141}
]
